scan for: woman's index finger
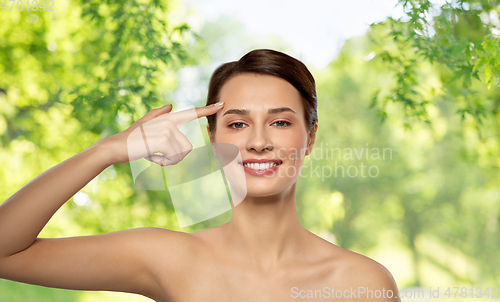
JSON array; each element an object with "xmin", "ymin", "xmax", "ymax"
[{"xmin": 168, "ymin": 102, "xmax": 225, "ymax": 127}]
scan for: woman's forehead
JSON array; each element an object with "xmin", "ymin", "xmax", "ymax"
[{"xmin": 219, "ymin": 73, "xmax": 303, "ymax": 110}]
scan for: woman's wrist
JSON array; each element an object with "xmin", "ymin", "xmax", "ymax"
[{"xmin": 90, "ymin": 136, "xmax": 121, "ymax": 166}]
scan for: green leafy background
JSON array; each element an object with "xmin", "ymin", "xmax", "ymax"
[{"xmin": 1, "ymin": 0, "xmax": 499, "ymax": 300}]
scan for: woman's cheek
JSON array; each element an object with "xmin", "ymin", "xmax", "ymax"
[
  {"xmin": 278, "ymin": 136, "xmax": 307, "ymax": 159},
  {"xmin": 216, "ymin": 132, "xmax": 246, "ymax": 148}
]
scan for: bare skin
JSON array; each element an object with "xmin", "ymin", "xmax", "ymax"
[{"xmin": 0, "ymin": 73, "xmax": 401, "ymax": 301}]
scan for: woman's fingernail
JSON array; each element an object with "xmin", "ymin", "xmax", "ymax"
[{"xmin": 214, "ymin": 102, "xmax": 224, "ymax": 107}]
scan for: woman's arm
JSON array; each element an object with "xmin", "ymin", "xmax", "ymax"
[
  {"xmin": 0, "ymin": 142, "xmax": 170, "ymax": 298},
  {"xmin": 0, "ymin": 103, "xmax": 224, "ymax": 298},
  {"xmin": 0, "ymin": 142, "xmax": 163, "ymax": 296},
  {"xmin": 0, "ymin": 143, "xmax": 112, "ymax": 258}
]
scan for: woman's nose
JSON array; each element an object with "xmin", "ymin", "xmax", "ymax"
[{"xmin": 246, "ymin": 127, "xmax": 273, "ymax": 153}]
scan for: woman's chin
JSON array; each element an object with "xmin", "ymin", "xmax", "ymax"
[
  {"xmin": 226, "ymin": 173, "xmax": 295, "ymax": 199},
  {"xmin": 245, "ymin": 191, "xmax": 274, "ymax": 198},
  {"xmin": 242, "ymin": 183, "xmax": 289, "ymax": 198}
]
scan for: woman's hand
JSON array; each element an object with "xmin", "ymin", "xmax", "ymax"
[{"xmin": 99, "ymin": 102, "xmax": 224, "ymax": 165}]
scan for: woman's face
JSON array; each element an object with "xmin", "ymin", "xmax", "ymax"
[{"xmin": 208, "ymin": 73, "xmax": 317, "ymax": 197}]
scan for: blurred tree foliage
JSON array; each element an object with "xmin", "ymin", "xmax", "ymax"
[{"xmin": 369, "ymin": 0, "xmax": 500, "ymax": 167}]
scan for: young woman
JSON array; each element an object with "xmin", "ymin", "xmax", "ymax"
[{"xmin": 0, "ymin": 49, "xmax": 401, "ymax": 301}]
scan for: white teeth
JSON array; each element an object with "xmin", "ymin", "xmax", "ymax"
[{"xmin": 243, "ymin": 162, "xmax": 278, "ymax": 170}]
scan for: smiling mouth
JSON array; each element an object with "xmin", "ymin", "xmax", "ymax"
[{"xmin": 238, "ymin": 161, "xmax": 283, "ymax": 171}]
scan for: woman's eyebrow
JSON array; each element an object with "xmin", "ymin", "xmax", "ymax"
[{"xmin": 222, "ymin": 107, "xmax": 296, "ymax": 116}]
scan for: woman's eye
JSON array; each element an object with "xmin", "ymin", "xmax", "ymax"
[
  {"xmin": 228, "ymin": 122, "xmax": 246, "ymax": 129},
  {"xmin": 273, "ymin": 121, "xmax": 292, "ymax": 127},
  {"xmin": 227, "ymin": 121, "xmax": 291, "ymax": 129}
]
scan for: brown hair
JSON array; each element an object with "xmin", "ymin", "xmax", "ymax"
[{"xmin": 205, "ymin": 49, "xmax": 318, "ymax": 135}]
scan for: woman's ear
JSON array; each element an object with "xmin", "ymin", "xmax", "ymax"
[{"xmin": 305, "ymin": 122, "xmax": 318, "ymax": 156}]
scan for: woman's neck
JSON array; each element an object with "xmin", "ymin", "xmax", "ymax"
[{"xmin": 221, "ymin": 183, "xmax": 309, "ymax": 274}]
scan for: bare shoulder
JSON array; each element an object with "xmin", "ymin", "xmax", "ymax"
[
  {"xmin": 306, "ymin": 233, "xmax": 400, "ymax": 301},
  {"xmin": 108, "ymin": 227, "xmax": 202, "ymax": 257},
  {"xmin": 141, "ymin": 226, "xmax": 202, "ymax": 248},
  {"xmin": 139, "ymin": 227, "xmax": 209, "ymax": 267},
  {"xmin": 327, "ymin": 244, "xmax": 401, "ymax": 301},
  {"xmin": 128, "ymin": 227, "xmax": 213, "ymax": 298},
  {"xmin": 338, "ymin": 248, "xmax": 397, "ymax": 283}
]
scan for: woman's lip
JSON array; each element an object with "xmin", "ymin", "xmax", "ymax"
[
  {"xmin": 238, "ymin": 159, "xmax": 283, "ymax": 165},
  {"xmin": 238, "ymin": 162, "xmax": 282, "ymax": 176},
  {"xmin": 238, "ymin": 162, "xmax": 283, "ymax": 166},
  {"xmin": 239, "ymin": 159, "xmax": 283, "ymax": 165}
]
